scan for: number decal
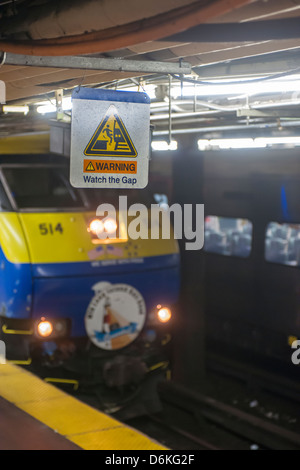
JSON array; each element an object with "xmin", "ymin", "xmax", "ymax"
[
  {"xmin": 55, "ymin": 223, "xmax": 63, "ymax": 234},
  {"xmin": 39, "ymin": 223, "xmax": 64, "ymax": 235},
  {"xmin": 39, "ymin": 223, "xmax": 48, "ymax": 235}
]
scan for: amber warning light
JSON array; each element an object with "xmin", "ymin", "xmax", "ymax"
[
  {"xmin": 37, "ymin": 319, "xmax": 53, "ymax": 338},
  {"xmin": 157, "ymin": 307, "xmax": 172, "ymax": 323}
]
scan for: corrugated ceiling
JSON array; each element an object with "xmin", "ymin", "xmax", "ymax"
[{"xmin": 0, "ymin": 0, "xmax": 300, "ymax": 103}]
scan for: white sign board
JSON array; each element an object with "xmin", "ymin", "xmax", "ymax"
[{"xmin": 70, "ymin": 87, "xmax": 150, "ymax": 189}]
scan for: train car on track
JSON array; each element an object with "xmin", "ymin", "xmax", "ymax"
[
  {"xmin": 201, "ymin": 149, "xmax": 300, "ymax": 386},
  {"xmin": 0, "ymin": 135, "xmax": 180, "ymax": 418}
]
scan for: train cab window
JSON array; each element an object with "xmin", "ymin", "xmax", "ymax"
[
  {"xmin": 204, "ymin": 216, "xmax": 253, "ymax": 258},
  {"xmin": 0, "ymin": 179, "xmax": 12, "ymax": 212},
  {"xmin": 86, "ymin": 187, "xmax": 156, "ymax": 209},
  {"xmin": 265, "ymin": 222, "xmax": 300, "ymax": 267},
  {"xmin": 1, "ymin": 166, "xmax": 86, "ymax": 210}
]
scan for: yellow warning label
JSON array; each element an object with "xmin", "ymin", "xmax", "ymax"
[
  {"xmin": 85, "ymin": 161, "xmax": 95, "ymax": 171},
  {"xmin": 84, "ymin": 160, "xmax": 137, "ymax": 174},
  {"xmin": 84, "ymin": 105, "xmax": 137, "ymax": 158}
]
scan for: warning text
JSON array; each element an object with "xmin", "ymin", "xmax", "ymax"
[
  {"xmin": 84, "ymin": 160, "xmax": 137, "ymax": 174},
  {"xmin": 83, "ymin": 175, "xmax": 137, "ymax": 185}
]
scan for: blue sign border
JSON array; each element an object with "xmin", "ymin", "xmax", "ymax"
[{"xmin": 72, "ymin": 87, "xmax": 150, "ymax": 105}]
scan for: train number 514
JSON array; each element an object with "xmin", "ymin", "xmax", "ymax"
[{"xmin": 39, "ymin": 223, "xmax": 63, "ymax": 235}]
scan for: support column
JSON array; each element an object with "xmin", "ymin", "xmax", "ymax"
[{"xmin": 171, "ymin": 134, "xmax": 206, "ymax": 387}]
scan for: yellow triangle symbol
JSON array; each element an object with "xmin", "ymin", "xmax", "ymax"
[
  {"xmin": 84, "ymin": 105, "xmax": 137, "ymax": 158},
  {"xmin": 86, "ymin": 161, "xmax": 95, "ymax": 171}
]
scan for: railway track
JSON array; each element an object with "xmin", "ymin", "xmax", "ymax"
[
  {"xmin": 156, "ymin": 381, "xmax": 300, "ymax": 450},
  {"xmin": 127, "ymin": 404, "xmax": 268, "ymax": 450},
  {"xmin": 127, "ymin": 414, "xmax": 221, "ymax": 450},
  {"xmin": 28, "ymin": 362, "xmax": 300, "ymax": 450}
]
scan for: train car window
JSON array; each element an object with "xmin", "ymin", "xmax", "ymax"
[
  {"xmin": 204, "ymin": 216, "xmax": 253, "ymax": 258},
  {"xmin": 265, "ymin": 222, "xmax": 300, "ymax": 267},
  {"xmin": 1, "ymin": 166, "xmax": 86, "ymax": 210},
  {"xmin": 0, "ymin": 179, "xmax": 12, "ymax": 212}
]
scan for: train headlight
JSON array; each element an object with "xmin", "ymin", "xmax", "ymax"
[
  {"xmin": 103, "ymin": 218, "xmax": 118, "ymax": 235},
  {"xmin": 37, "ymin": 319, "xmax": 53, "ymax": 338},
  {"xmin": 157, "ymin": 307, "xmax": 172, "ymax": 323},
  {"xmin": 88, "ymin": 219, "xmax": 104, "ymax": 235},
  {"xmin": 35, "ymin": 318, "xmax": 69, "ymax": 339}
]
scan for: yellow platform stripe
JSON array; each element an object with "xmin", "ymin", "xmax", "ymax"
[
  {"xmin": 0, "ymin": 363, "xmax": 166, "ymax": 450},
  {"xmin": 7, "ymin": 358, "xmax": 32, "ymax": 366}
]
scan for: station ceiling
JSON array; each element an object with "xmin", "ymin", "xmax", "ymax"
[
  {"xmin": 1, "ymin": 0, "xmax": 300, "ymax": 140},
  {"xmin": 0, "ymin": 0, "xmax": 300, "ymax": 102}
]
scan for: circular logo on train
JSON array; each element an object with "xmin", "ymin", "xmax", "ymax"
[{"xmin": 85, "ymin": 282, "xmax": 147, "ymax": 350}]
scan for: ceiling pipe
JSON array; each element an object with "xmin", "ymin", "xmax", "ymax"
[
  {"xmin": 153, "ymin": 120, "xmax": 300, "ymax": 136},
  {"xmin": 0, "ymin": 0, "xmax": 193, "ymax": 36},
  {"xmin": 0, "ymin": 0, "xmax": 255, "ymax": 56},
  {"xmin": 151, "ymin": 98, "xmax": 300, "ymax": 121},
  {"xmin": 151, "ymin": 109, "xmax": 220, "ymax": 121}
]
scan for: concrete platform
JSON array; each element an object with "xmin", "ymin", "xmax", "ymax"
[{"xmin": 0, "ymin": 363, "xmax": 166, "ymax": 450}]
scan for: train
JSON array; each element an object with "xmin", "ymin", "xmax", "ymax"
[
  {"xmin": 3, "ymin": 130, "xmax": 299, "ymax": 414},
  {"xmin": 0, "ymin": 135, "xmax": 180, "ymax": 418},
  {"xmin": 200, "ymin": 148, "xmax": 300, "ymax": 387}
]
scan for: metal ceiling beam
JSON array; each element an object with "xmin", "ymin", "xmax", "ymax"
[
  {"xmin": 163, "ymin": 17, "xmax": 300, "ymax": 43},
  {"xmin": 1, "ymin": 52, "xmax": 191, "ymax": 75},
  {"xmin": 194, "ymin": 51, "xmax": 300, "ymax": 80},
  {"xmin": 153, "ymin": 120, "xmax": 300, "ymax": 136}
]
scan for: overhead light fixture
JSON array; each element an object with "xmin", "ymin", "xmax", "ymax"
[
  {"xmin": 152, "ymin": 140, "xmax": 178, "ymax": 151},
  {"xmin": 36, "ymin": 97, "xmax": 72, "ymax": 114},
  {"xmin": 2, "ymin": 105, "xmax": 29, "ymax": 114},
  {"xmin": 172, "ymin": 75, "xmax": 300, "ymax": 99},
  {"xmin": 198, "ymin": 136, "xmax": 300, "ymax": 150},
  {"xmin": 198, "ymin": 138, "xmax": 263, "ymax": 150}
]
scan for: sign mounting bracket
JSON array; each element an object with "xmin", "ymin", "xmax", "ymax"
[{"xmin": 0, "ymin": 52, "xmax": 192, "ymax": 75}]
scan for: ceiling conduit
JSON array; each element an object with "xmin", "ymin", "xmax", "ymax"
[{"xmin": 0, "ymin": 0, "xmax": 256, "ymax": 56}]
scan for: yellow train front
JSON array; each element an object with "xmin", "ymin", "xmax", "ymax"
[{"xmin": 0, "ymin": 152, "xmax": 180, "ymax": 417}]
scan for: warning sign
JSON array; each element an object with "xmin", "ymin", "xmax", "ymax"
[
  {"xmin": 84, "ymin": 105, "xmax": 137, "ymax": 158},
  {"xmin": 84, "ymin": 160, "xmax": 137, "ymax": 174},
  {"xmin": 70, "ymin": 87, "xmax": 150, "ymax": 189}
]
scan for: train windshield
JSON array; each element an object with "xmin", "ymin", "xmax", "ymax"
[
  {"xmin": 85, "ymin": 187, "xmax": 156, "ymax": 209},
  {"xmin": 1, "ymin": 164, "xmax": 158, "ymax": 211},
  {"xmin": 2, "ymin": 166, "xmax": 86, "ymax": 210}
]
